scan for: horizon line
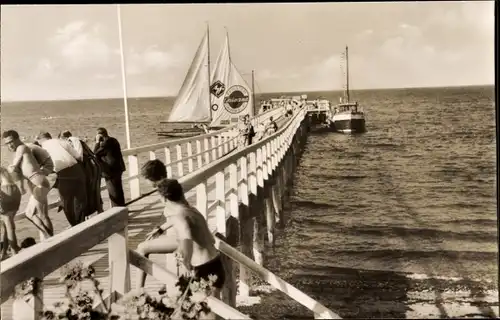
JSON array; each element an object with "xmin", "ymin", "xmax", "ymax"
[{"xmin": 0, "ymin": 83, "xmax": 494, "ymax": 104}]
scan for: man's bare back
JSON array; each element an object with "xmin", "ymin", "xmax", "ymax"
[{"xmin": 170, "ymin": 204, "xmax": 218, "ymax": 267}]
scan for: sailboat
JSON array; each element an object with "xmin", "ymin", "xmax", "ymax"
[
  {"xmin": 329, "ymin": 46, "xmax": 366, "ymax": 134},
  {"xmin": 157, "ymin": 26, "xmax": 254, "ymax": 138}
]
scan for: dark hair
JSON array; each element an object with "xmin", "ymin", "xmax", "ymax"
[
  {"xmin": 156, "ymin": 178, "xmax": 184, "ymax": 202},
  {"xmin": 61, "ymin": 130, "xmax": 72, "ymax": 138},
  {"xmin": 37, "ymin": 132, "xmax": 52, "ymax": 140},
  {"xmin": 2, "ymin": 130, "xmax": 20, "ymax": 140},
  {"xmin": 141, "ymin": 160, "xmax": 167, "ymax": 182},
  {"xmin": 269, "ymin": 116, "xmax": 273, "ymax": 121},
  {"xmin": 97, "ymin": 127, "xmax": 108, "ymax": 136},
  {"xmin": 21, "ymin": 237, "xmax": 36, "ymax": 249}
]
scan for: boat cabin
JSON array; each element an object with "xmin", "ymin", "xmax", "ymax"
[{"xmin": 333, "ymin": 102, "xmax": 363, "ymax": 114}]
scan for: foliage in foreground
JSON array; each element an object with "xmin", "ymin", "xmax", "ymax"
[{"xmin": 14, "ymin": 261, "xmax": 217, "ymax": 320}]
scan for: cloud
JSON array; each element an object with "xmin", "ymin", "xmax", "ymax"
[
  {"xmin": 300, "ymin": 54, "xmax": 344, "ymax": 91},
  {"xmin": 125, "ymin": 44, "xmax": 186, "ymax": 75},
  {"xmin": 49, "ymin": 21, "xmax": 112, "ymax": 70},
  {"xmin": 42, "ymin": 20, "xmax": 187, "ymax": 78}
]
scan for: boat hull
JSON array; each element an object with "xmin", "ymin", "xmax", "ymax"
[
  {"xmin": 157, "ymin": 131, "xmax": 203, "ymax": 138},
  {"xmin": 330, "ymin": 113, "xmax": 366, "ymax": 134}
]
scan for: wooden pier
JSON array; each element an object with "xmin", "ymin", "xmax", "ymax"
[{"xmin": 1, "ymin": 105, "xmax": 341, "ymax": 319}]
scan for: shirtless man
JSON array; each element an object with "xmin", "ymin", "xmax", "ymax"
[
  {"xmin": 2, "ymin": 130, "xmax": 54, "ymax": 238},
  {"xmin": 0, "ymin": 166, "xmax": 22, "ymax": 260},
  {"xmin": 135, "ymin": 173, "xmax": 225, "ymax": 297}
]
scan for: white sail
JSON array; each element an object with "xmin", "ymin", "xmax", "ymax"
[
  {"xmin": 209, "ymin": 33, "xmax": 253, "ymax": 128},
  {"xmin": 167, "ymin": 31, "xmax": 211, "ymax": 123}
]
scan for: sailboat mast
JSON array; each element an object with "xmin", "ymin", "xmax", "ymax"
[
  {"xmin": 251, "ymin": 70, "xmax": 256, "ymax": 116},
  {"xmin": 225, "ymin": 27, "xmax": 232, "ymax": 62},
  {"xmin": 345, "ymin": 45, "xmax": 350, "ymax": 103},
  {"xmin": 206, "ymin": 23, "xmax": 212, "ymax": 121}
]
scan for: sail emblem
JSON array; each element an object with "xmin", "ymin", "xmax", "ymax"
[
  {"xmin": 210, "ymin": 80, "xmax": 226, "ymax": 98},
  {"xmin": 223, "ymin": 85, "xmax": 250, "ymax": 114}
]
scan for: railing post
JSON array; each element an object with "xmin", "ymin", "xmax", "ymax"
[
  {"xmin": 270, "ymin": 139, "xmax": 277, "ymax": 171},
  {"xmin": 218, "ymin": 135, "xmax": 223, "ymax": 158},
  {"xmin": 261, "ymin": 146, "xmax": 269, "ymax": 181},
  {"xmin": 12, "ymin": 278, "xmax": 43, "ymax": 320},
  {"xmin": 229, "ymin": 163, "xmax": 239, "ymax": 218},
  {"xmin": 204, "ymin": 138, "xmax": 210, "ymax": 164},
  {"xmin": 165, "ymin": 147, "xmax": 172, "ymax": 178},
  {"xmin": 108, "ymin": 218, "xmax": 131, "ymax": 304},
  {"xmin": 196, "ymin": 181, "xmax": 208, "ymax": 219},
  {"xmin": 248, "ymin": 152, "xmax": 257, "ymax": 196},
  {"xmin": 215, "ymin": 171, "xmax": 226, "ymax": 235},
  {"xmin": 256, "ymin": 148, "xmax": 264, "ymax": 188},
  {"xmin": 196, "ymin": 140, "xmax": 203, "ymax": 169},
  {"xmin": 239, "ymin": 156, "xmax": 249, "ymax": 206},
  {"xmin": 176, "ymin": 144, "xmax": 183, "ymax": 177},
  {"xmin": 187, "ymin": 142, "xmax": 194, "ymax": 173},
  {"xmin": 211, "ymin": 136, "xmax": 217, "ymax": 160},
  {"xmin": 223, "ymin": 136, "xmax": 229, "ymax": 154},
  {"xmin": 128, "ymin": 155, "xmax": 140, "ymax": 199},
  {"xmin": 266, "ymin": 142, "xmax": 273, "ymax": 175},
  {"xmin": 149, "ymin": 151, "xmax": 156, "ymax": 160}
]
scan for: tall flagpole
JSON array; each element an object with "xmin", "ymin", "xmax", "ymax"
[
  {"xmin": 207, "ymin": 22, "xmax": 212, "ymax": 121},
  {"xmin": 117, "ymin": 4, "xmax": 132, "ymax": 149}
]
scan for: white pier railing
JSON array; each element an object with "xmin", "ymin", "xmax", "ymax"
[
  {"xmin": 15, "ymin": 106, "xmax": 285, "ymax": 221},
  {"xmin": 3, "ymin": 105, "xmax": 341, "ymax": 319}
]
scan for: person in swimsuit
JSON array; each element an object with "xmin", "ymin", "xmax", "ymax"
[
  {"xmin": 2, "ymin": 130, "xmax": 54, "ymax": 239},
  {"xmin": 0, "ymin": 166, "xmax": 22, "ymax": 260},
  {"xmin": 136, "ymin": 174, "xmax": 225, "ymax": 297}
]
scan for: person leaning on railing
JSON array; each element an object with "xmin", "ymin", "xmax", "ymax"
[{"xmin": 137, "ymin": 159, "xmax": 226, "ymax": 298}]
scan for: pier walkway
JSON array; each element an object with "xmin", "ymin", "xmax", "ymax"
[{"xmin": 1, "ymin": 105, "xmax": 340, "ymax": 319}]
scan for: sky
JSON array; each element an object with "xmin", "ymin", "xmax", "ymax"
[{"xmin": 1, "ymin": 2, "xmax": 495, "ymax": 101}]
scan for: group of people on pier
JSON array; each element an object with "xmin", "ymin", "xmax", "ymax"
[
  {"xmin": 0, "ymin": 127, "xmax": 126, "ymax": 260},
  {"xmin": 0, "ymin": 106, "xmax": 294, "ymax": 301}
]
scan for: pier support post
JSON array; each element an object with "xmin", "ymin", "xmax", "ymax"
[
  {"xmin": 252, "ymin": 191, "xmax": 265, "ymax": 266},
  {"xmin": 238, "ymin": 202, "xmax": 253, "ymax": 298},
  {"xmin": 220, "ymin": 216, "xmax": 239, "ymax": 307},
  {"xmin": 264, "ymin": 183, "xmax": 276, "ymax": 247},
  {"xmin": 272, "ymin": 170, "xmax": 284, "ymax": 228}
]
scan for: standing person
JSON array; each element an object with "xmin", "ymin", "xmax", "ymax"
[
  {"xmin": 2, "ymin": 130, "xmax": 54, "ymax": 238},
  {"xmin": 59, "ymin": 131, "xmax": 83, "ymax": 161},
  {"xmin": 262, "ymin": 116, "xmax": 278, "ymax": 139},
  {"xmin": 244, "ymin": 114, "xmax": 255, "ymax": 146},
  {"xmin": 135, "ymin": 178, "xmax": 225, "ymax": 299},
  {"xmin": 61, "ymin": 131, "xmax": 104, "ymax": 215},
  {"xmin": 0, "ymin": 166, "xmax": 22, "ymax": 260},
  {"xmin": 25, "ymin": 141, "xmax": 57, "ymax": 187},
  {"xmin": 237, "ymin": 116, "xmax": 248, "ymax": 150},
  {"xmin": 37, "ymin": 132, "xmax": 88, "ymax": 226},
  {"xmin": 93, "ymin": 128, "xmax": 126, "ymax": 207}
]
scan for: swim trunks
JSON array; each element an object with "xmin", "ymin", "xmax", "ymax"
[
  {"xmin": 193, "ymin": 255, "xmax": 226, "ymax": 289},
  {"xmin": 0, "ymin": 184, "xmax": 22, "ymax": 214}
]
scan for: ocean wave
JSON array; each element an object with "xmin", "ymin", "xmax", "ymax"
[
  {"xmin": 290, "ymin": 199, "xmax": 337, "ymax": 209},
  {"xmin": 447, "ymin": 219, "xmax": 497, "ymax": 227},
  {"xmin": 328, "ymin": 249, "xmax": 497, "ymax": 261},
  {"xmin": 343, "ymin": 225, "xmax": 497, "ymax": 243},
  {"xmin": 305, "ymin": 172, "xmax": 369, "ymax": 181}
]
